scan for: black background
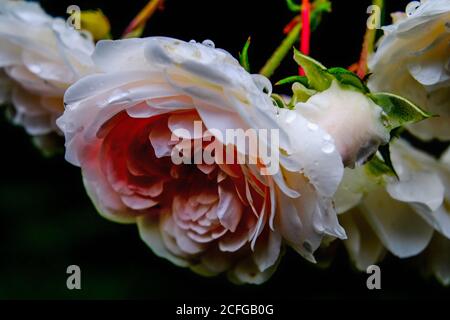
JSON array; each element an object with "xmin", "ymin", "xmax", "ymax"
[{"xmin": 0, "ymin": 0, "xmax": 449, "ymax": 300}]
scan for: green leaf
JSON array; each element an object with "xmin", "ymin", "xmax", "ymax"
[
  {"xmin": 367, "ymin": 92, "xmax": 433, "ymax": 130},
  {"xmin": 291, "ymin": 52, "xmax": 369, "ymax": 94},
  {"xmin": 389, "ymin": 126, "xmax": 404, "ymax": 141},
  {"xmin": 310, "ymin": 0, "xmax": 332, "ymax": 30},
  {"xmin": 290, "ymin": 82, "xmax": 317, "ymax": 105},
  {"xmin": 328, "ymin": 67, "xmax": 369, "ymax": 93},
  {"xmin": 275, "ymin": 75, "xmax": 309, "ymax": 87},
  {"xmin": 271, "ymin": 94, "xmax": 289, "ymax": 109},
  {"xmin": 293, "ymin": 48, "xmax": 333, "ymax": 91},
  {"xmin": 365, "ymin": 154, "xmax": 397, "ymax": 178},
  {"xmin": 285, "ymin": 0, "xmax": 301, "ymax": 12},
  {"xmin": 239, "ymin": 37, "xmax": 251, "ymax": 73},
  {"xmin": 378, "ymin": 144, "xmax": 398, "ymax": 178}
]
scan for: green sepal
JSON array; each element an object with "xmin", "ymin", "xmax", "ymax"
[
  {"xmin": 328, "ymin": 67, "xmax": 369, "ymax": 93},
  {"xmin": 365, "ymin": 154, "xmax": 397, "ymax": 179},
  {"xmin": 293, "ymin": 48, "xmax": 334, "ymax": 91},
  {"xmin": 367, "ymin": 92, "xmax": 433, "ymax": 130},
  {"xmin": 289, "ymin": 82, "xmax": 317, "ymax": 106},
  {"xmin": 275, "ymin": 75, "xmax": 309, "ymax": 87},
  {"xmin": 289, "ymin": 50, "xmax": 431, "ymax": 145},
  {"xmin": 378, "ymin": 144, "xmax": 398, "ymax": 179},
  {"xmin": 292, "ymin": 51, "xmax": 371, "ymax": 95},
  {"xmin": 389, "ymin": 127, "xmax": 404, "ymax": 141},
  {"xmin": 239, "ymin": 36, "xmax": 251, "ymax": 73},
  {"xmin": 271, "ymin": 94, "xmax": 289, "ymax": 109}
]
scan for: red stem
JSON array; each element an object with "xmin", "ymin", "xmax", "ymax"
[
  {"xmin": 299, "ymin": 0, "xmax": 311, "ymax": 75},
  {"xmin": 283, "ymin": 15, "xmax": 301, "ymax": 34}
]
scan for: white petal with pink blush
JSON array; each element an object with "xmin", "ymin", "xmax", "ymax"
[{"xmin": 58, "ymin": 36, "xmax": 350, "ymax": 283}]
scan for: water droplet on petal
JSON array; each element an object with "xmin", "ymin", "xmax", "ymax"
[
  {"xmin": 322, "ymin": 143, "xmax": 335, "ymax": 154},
  {"xmin": 202, "ymin": 39, "xmax": 215, "ymax": 48},
  {"xmin": 307, "ymin": 122, "xmax": 318, "ymax": 131},
  {"xmin": 28, "ymin": 65, "xmax": 42, "ymax": 74},
  {"xmin": 284, "ymin": 111, "xmax": 297, "ymax": 124},
  {"xmin": 189, "ymin": 39, "xmax": 197, "ymax": 44}
]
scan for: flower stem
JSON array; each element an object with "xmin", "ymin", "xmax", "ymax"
[
  {"xmin": 356, "ymin": 0, "xmax": 384, "ymax": 78},
  {"xmin": 299, "ymin": 0, "xmax": 311, "ymax": 75},
  {"xmin": 259, "ymin": 22, "xmax": 302, "ymax": 78},
  {"xmin": 122, "ymin": 0, "xmax": 164, "ymax": 38},
  {"xmin": 285, "ymin": 0, "xmax": 302, "ymax": 12},
  {"xmin": 260, "ymin": 0, "xmax": 331, "ymax": 78}
]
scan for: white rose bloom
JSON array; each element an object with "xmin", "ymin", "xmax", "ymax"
[
  {"xmin": 57, "ymin": 36, "xmax": 349, "ymax": 282},
  {"xmin": 426, "ymin": 233, "xmax": 450, "ymax": 286},
  {"xmin": 294, "ymin": 80, "xmax": 390, "ymax": 167},
  {"xmin": 0, "ymin": 69, "xmax": 11, "ymax": 104},
  {"xmin": 425, "ymin": 146, "xmax": 450, "ymax": 285},
  {"xmin": 368, "ymin": 0, "xmax": 450, "ymax": 141},
  {"xmin": 0, "ymin": 0, "xmax": 94, "ymax": 148},
  {"xmin": 335, "ymin": 139, "xmax": 450, "ymax": 284}
]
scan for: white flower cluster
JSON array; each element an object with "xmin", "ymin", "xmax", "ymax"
[{"xmin": 0, "ymin": 0, "xmax": 449, "ymax": 285}]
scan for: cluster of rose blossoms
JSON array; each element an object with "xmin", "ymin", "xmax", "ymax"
[{"xmin": 0, "ymin": 0, "xmax": 449, "ymax": 285}]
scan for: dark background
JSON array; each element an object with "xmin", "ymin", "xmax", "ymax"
[{"xmin": 0, "ymin": 0, "xmax": 449, "ymax": 300}]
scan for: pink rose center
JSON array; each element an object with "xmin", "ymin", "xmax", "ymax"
[{"xmin": 97, "ymin": 109, "xmax": 272, "ymax": 255}]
